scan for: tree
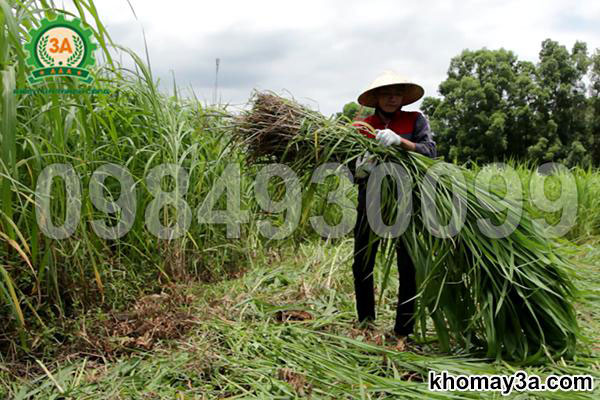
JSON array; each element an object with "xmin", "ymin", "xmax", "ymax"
[
  {"xmin": 336, "ymin": 101, "xmax": 373, "ymax": 121},
  {"xmin": 589, "ymin": 49, "xmax": 600, "ymax": 164},
  {"xmin": 421, "ymin": 48, "xmax": 537, "ymax": 163},
  {"xmin": 422, "ymin": 40, "xmax": 598, "ymax": 166},
  {"xmin": 531, "ymin": 40, "xmax": 591, "ymax": 166}
]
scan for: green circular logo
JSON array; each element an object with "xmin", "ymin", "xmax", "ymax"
[{"xmin": 25, "ymin": 14, "xmax": 98, "ymax": 84}]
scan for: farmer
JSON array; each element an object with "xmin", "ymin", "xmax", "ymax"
[{"xmin": 351, "ymin": 71, "xmax": 436, "ymax": 342}]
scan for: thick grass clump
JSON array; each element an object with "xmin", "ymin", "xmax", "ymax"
[
  {"xmin": 234, "ymin": 92, "xmax": 582, "ymax": 363},
  {"xmin": 0, "ymin": 1, "xmax": 257, "ymax": 358}
]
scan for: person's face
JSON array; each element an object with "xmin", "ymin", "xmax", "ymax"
[{"xmin": 377, "ymin": 86, "xmax": 404, "ymax": 113}]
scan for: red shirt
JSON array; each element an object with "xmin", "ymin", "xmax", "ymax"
[
  {"xmin": 353, "ymin": 109, "xmax": 420, "ymax": 139},
  {"xmin": 352, "ymin": 109, "xmax": 437, "ymax": 158}
]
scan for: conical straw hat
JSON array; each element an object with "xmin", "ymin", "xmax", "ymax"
[{"xmin": 357, "ymin": 70, "xmax": 424, "ymax": 107}]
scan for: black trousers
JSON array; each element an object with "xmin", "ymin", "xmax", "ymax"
[{"xmin": 351, "ymin": 183, "xmax": 417, "ymax": 336}]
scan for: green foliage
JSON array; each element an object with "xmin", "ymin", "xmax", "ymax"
[
  {"xmin": 423, "ymin": 40, "xmax": 599, "ymax": 166},
  {"xmin": 342, "ymin": 101, "xmax": 360, "ymax": 120},
  {"xmin": 590, "ymin": 50, "xmax": 600, "ymax": 162},
  {"xmin": 0, "ymin": 1, "xmax": 369, "ymax": 358},
  {"xmin": 336, "ymin": 101, "xmax": 373, "ymax": 121},
  {"xmin": 0, "ymin": 0, "xmax": 260, "ymax": 356},
  {"xmin": 4, "ymin": 240, "xmax": 599, "ymax": 398}
]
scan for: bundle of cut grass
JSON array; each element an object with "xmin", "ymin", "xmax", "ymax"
[
  {"xmin": 235, "ymin": 92, "xmax": 371, "ymax": 165},
  {"xmin": 234, "ymin": 92, "xmax": 581, "ymax": 363}
]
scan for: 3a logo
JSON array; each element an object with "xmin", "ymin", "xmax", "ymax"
[{"xmin": 24, "ymin": 14, "xmax": 97, "ymax": 84}]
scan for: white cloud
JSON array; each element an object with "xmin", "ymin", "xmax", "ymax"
[{"xmin": 71, "ymin": 0, "xmax": 600, "ymax": 114}]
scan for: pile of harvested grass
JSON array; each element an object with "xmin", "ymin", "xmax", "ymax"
[
  {"xmin": 235, "ymin": 92, "xmax": 370, "ymax": 165},
  {"xmin": 233, "ymin": 91, "xmax": 581, "ymax": 363}
]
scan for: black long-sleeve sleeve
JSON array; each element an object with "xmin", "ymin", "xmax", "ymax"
[{"xmin": 412, "ymin": 113, "xmax": 437, "ymax": 158}]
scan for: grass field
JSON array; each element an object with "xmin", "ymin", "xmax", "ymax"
[{"xmin": 1, "ymin": 236, "xmax": 598, "ymax": 398}]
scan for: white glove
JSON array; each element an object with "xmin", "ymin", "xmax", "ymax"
[
  {"xmin": 355, "ymin": 151, "xmax": 377, "ymax": 179},
  {"xmin": 375, "ymin": 129, "xmax": 402, "ymax": 147}
]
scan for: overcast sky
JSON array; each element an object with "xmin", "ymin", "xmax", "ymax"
[{"xmin": 84, "ymin": 0, "xmax": 600, "ymax": 115}]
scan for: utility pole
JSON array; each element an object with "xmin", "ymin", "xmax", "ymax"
[{"xmin": 213, "ymin": 58, "xmax": 220, "ymax": 105}]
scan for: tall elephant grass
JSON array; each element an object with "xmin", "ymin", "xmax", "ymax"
[
  {"xmin": 234, "ymin": 92, "xmax": 582, "ymax": 363},
  {"xmin": 0, "ymin": 0, "xmax": 259, "ymax": 357}
]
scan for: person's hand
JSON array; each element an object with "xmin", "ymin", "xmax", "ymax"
[
  {"xmin": 355, "ymin": 151, "xmax": 377, "ymax": 179},
  {"xmin": 375, "ymin": 129, "xmax": 402, "ymax": 147}
]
